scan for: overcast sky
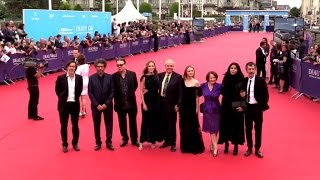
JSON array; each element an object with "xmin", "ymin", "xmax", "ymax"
[{"xmin": 276, "ymin": 0, "xmax": 302, "ymax": 7}]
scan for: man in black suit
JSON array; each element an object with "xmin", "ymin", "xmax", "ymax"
[
  {"xmin": 55, "ymin": 61, "xmax": 83, "ymax": 153},
  {"xmin": 158, "ymin": 59, "xmax": 182, "ymax": 152},
  {"xmin": 88, "ymin": 59, "xmax": 115, "ymax": 151},
  {"xmin": 241, "ymin": 62, "xmax": 269, "ymax": 158},
  {"xmin": 112, "ymin": 58, "xmax": 139, "ymax": 147},
  {"xmin": 256, "ymin": 41, "xmax": 267, "ymax": 79}
]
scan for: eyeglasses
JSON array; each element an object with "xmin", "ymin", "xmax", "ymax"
[{"xmin": 116, "ymin": 64, "xmax": 124, "ymax": 67}]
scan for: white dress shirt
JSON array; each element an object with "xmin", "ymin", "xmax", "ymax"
[
  {"xmin": 66, "ymin": 73, "xmax": 76, "ymax": 102},
  {"xmin": 247, "ymin": 75, "xmax": 258, "ymax": 104},
  {"xmin": 161, "ymin": 73, "xmax": 172, "ymax": 97}
]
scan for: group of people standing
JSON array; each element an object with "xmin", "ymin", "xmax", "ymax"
[{"xmin": 54, "ymin": 56, "xmax": 269, "ymax": 158}]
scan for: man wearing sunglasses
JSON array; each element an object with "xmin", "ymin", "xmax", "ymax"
[{"xmin": 112, "ymin": 58, "xmax": 139, "ymax": 147}]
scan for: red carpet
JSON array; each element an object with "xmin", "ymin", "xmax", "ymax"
[{"xmin": 0, "ymin": 32, "xmax": 319, "ymax": 179}]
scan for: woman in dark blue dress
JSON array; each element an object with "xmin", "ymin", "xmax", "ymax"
[{"xmin": 200, "ymin": 71, "xmax": 222, "ymax": 157}]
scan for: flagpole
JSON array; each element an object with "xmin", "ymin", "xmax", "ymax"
[
  {"xmin": 116, "ymin": 0, "xmax": 119, "ymax": 13},
  {"xmin": 48, "ymin": 0, "xmax": 52, "ymax": 10},
  {"xmin": 137, "ymin": 0, "xmax": 140, "ymax": 12},
  {"xmin": 201, "ymin": 0, "xmax": 204, "ymax": 18},
  {"xmin": 102, "ymin": 0, "xmax": 105, "ymax": 12},
  {"xmin": 178, "ymin": 0, "xmax": 180, "ymax": 19},
  {"xmin": 159, "ymin": 0, "xmax": 162, "ymax": 20}
]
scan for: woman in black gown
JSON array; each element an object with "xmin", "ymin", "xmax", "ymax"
[
  {"xmin": 152, "ymin": 30, "xmax": 159, "ymax": 52},
  {"xmin": 139, "ymin": 61, "xmax": 161, "ymax": 150},
  {"xmin": 179, "ymin": 66, "xmax": 205, "ymax": 154},
  {"xmin": 218, "ymin": 62, "xmax": 246, "ymax": 155}
]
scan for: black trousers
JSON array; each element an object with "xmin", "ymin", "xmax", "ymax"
[
  {"xmin": 28, "ymin": 86, "xmax": 39, "ymax": 118},
  {"xmin": 92, "ymin": 107, "xmax": 113, "ymax": 145},
  {"xmin": 59, "ymin": 102, "xmax": 80, "ymax": 147},
  {"xmin": 257, "ymin": 63, "xmax": 266, "ymax": 79},
  {"xmin": 161, "ymin": 98, "xmax": 177, "ymax": 146},
  {"xmin": 269, "ymin": 63, "xmax": 277, "ymax": 83},
  {"xmin": 245, "ymin": 104, "xmax": 263, "ymax": 150},
  {"xmin": 117, "ymin": 108, "xmax": 138, "ymax": 143}
]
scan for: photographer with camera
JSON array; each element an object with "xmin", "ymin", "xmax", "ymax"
[{"xmin": 25, "ymin": 60, "xmax": 45, "ymax": 121}]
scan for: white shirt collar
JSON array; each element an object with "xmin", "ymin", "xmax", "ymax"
[{"xmin": 249, "ymin": 75, "xmax": 255, "ymax": 81}]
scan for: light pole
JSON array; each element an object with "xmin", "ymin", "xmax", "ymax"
[
  {"xmin": 190, "ymin": 1, "xmax": 193, "ymax": 18},
  {"xmin": 116, "ymin": 0, "xmax": 119, "ymax": 13},
  {"xmin": 201, "ymin": 0, "xmax": 204, "ymax": 18},
  {"xmin": 159, "ymin": 0, "xmax": 162, "ymax": 20},
  {"xmin": 178, "ymin": 0, "xmax": 181, "ymax": 19},
  {"xmin": 137, "ymin": 0, "xmax": 140, "ymax": 12}
]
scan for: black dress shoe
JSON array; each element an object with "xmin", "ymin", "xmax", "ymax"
[
  {"xmin": 120, "ymin": 141, "xmax": 128, "ymax": 147},
  {"xmin": 160, "ymin": 142, "xmax": 170, "ymax": 149},
  {"xmin": 170, "ymin": 146, "xmax": 176, "ymax": 152},
  {"xmin": 62, "ymin": 146, "xmax": 68, "ymax": 153},
  {"xmin": 224, "ymin": 142, "xmax": 229, "ymax": 154},
  {"xmin": 95, "ymin": 144, "xmax": 101, "ymax": 151},
  {"xmin": 33, "ymin": 116, "xmax": 44, "ymax": 120},
  {"xmin": 244, "ymin": 148, "xmax": 252, "ymax": 157},
  {"xmin": 233, "ymin": 145, "xmax": 238, "ymax": 156},
  {"xmin": 255, "ymin": 150, "xmax": 264, "ymax": 158},
  {"xmin": 106, "ymin": 143, "xmax": 115, "ymax": 151},
  {"xmin": 132, "ymin": 141, "xmax": 140, "ymax": 147},
  {"xmin": 73, "ymin": 145, "xmax": 80, "ymax": 151}
]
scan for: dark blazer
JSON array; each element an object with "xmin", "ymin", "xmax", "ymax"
[
  {"xmin": 256, "ymin": 47, "xmax": 266, "ymax": 65},
  {"xmin": 88, "ymin": 73, "xmax": 114, "ymax": 110},
  {"xmin": 158, "ymin": 71, "xmax": 183, "ymax": 108},
  {"xmin": 55, "ymin": 74, "xmax": 83, "ymax": 111},
  {"xmin": 112, "ymin": 70, "xmax": 138, "ymax": 112},
  {"xmin": 242, "ymin": 76, "xmax": 269, "ymax": 111}
]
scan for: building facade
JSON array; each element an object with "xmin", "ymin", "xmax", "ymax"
[{"xmin": 301, "ymin": 0, "xmax": 320, "ymax": 24}]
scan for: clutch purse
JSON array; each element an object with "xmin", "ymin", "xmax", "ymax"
[{"xmin": 232, "ymin": 101, "xmax": 247, "ymax": 110}]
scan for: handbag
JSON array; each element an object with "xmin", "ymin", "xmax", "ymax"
[
  {"xmin": 200, "ymin": 103, "xmax": 204, "ymax": 113},
  {"xmin": 232, "ymin": 101, "xmax": 247, "ymax": 110}
]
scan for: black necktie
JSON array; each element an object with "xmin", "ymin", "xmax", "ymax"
[
  {"xmin": 247, "ymin": 80, "xmax": 252, "ymax": 103},
  {"xmin": 162, "ymin": 75, "xmax": 169, "ymax": 97}
]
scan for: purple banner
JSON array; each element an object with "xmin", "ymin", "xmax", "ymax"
[
  {"xmin": 167, "ymin": 36, "xmax": 174, "ymax": 47},
  {"xmin": 300, "ymin": 62, "xmax": 320, "ymax": 98},
  {"xmin": 190, "ymin": 33, "xmax": 195, "ymax": 42},
  {"xmin": 36, "ymin": 49, "xmax": 63, "ymax": 72},
  {"xmin": 159, "ymin": 36, "xmax": 168, "ymax": 48},
  {"xmin": 83, "ymin": 46, "xmax": 102, "ymax": 63},
  {"xmin": 230, "ymin": 25, "xmax": 244, "ymax": 31},
  {"xmin": 130, "ymin": 40, "xmax": 141, "ymax": 54},
  {"xmin": 8, "ymin": 54, "xmax": 25, "ymax": 79},
  {"xmin": 173, "ymin": 35, "xmax": 179, "ymax": 45},
  {"xmin": 140, "ymin": 38, "xmax": 151, "ymax": 52},
  {"xmin": 290, "ymin": 59, "xmax": 302, "ymax": 91},
  {"xmin": 62, "ymin": 47, "xmax": 75, "ymax": 67},
  {"xmin": 179, "ymin": 34, "xmax": 186, "ymax": 44},
  {"xmin": 101, "ymin": 44, "xmax": 116, "ymax": 60},
  {"xmin": 116, "ymin": 42, "xmax": 130, "ymax": 57}
]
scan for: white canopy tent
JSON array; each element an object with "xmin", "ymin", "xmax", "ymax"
[{"xmin": 112, "ymin": 0, "xmax": 147, "ymax": 24}]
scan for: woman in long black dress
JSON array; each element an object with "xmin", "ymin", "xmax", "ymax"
[
  {"xmin": 139, "ymin": 61, "xmax": 160, "ymax": 150},
  {"xmin": 152, "ymin": 30, "xmax": 159, "ymax": 52},
  {"xmin": 218, "ymin": 62, "xmax": 246, "ymax": 155},
  {"xmin": 179, "ymin": 66, "xmax": 205, "ymax": 154}
]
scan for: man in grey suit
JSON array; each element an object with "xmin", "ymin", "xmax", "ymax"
[{"xmin": 88, "ymin": 59, "xmax": 115, "ymax": 151}]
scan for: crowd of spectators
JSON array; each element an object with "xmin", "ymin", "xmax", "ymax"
[{"xmin": 0, "ymin": 19, "xmax": 224, "ymax": 58}]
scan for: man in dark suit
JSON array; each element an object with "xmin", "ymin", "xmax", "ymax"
[
  {"xmin": 256, "ymin": 41, "xmax": 267, "ymax": 79},
  {"xmin": 112, "ymin": 58, "xmax": 139, "ymax": 147},
  {"xmin": 158, "ymin": 59, "xmax": 182, "ymax": 152},
  {"xmin": 55, "ymin": 60, "xmax": 83, "ymax": 153},
  {"xmin": 241, "ymin": 62, "xmax": 269, "ymax": 158},
  {"xmin": 88, "ymin": 59, "xmax": 115, "ymax": 151}
]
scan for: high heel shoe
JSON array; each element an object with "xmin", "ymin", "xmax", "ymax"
[
  {"xmin": 224, "ymin": 142, "xmax": 229, "ymax": 154},
  {"xmin": 151, "ymin": 143, "xmax": 156, "ymax": 149},
  {"xmin": 233, "ymin": 145, "xmax": 238, "ymax": 156},
  {"xmin": 79, "ymin": 112, "xmax": 83, "ymax": 117},
  {"xmin": 213, "ymin": 150, "xmax": 218, "ymax": 157},
  {"xmin": 138, "ymin": 143, "xmax": 143, "ymax": 150}
]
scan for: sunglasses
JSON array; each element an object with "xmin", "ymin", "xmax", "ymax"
[{"xmin": 116, "ymin": 64, "xmax": 124, "ymax": 67}]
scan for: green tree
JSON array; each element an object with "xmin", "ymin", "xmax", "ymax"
[
  {"xmin": 105, "ymin": 3, "xmax": 112, "ymax": 12},
  {"xmin": 59, "ymin": 1, "xmax": 72, "ymax": 10},
  {"xmin": 3, "ymin": 0, "xmax": 49, "ymax": 18},
  {"xmin": 0, "ymin": 3, "xmax": 8, "ymax": 19},
  {"xmin": 290, "ymin": 7, "xmax": 301, "ymax": 17},
  {"xmin": 169, "ymin": 2, "xmax": 178, "ymax": 17},
  {"xmin": 139, "ymin": 2, "xmax": 152, "ymax": 13},
  {"xmin": 73, "ymin": 4, "xmax": 83, "ymax": 11}
]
